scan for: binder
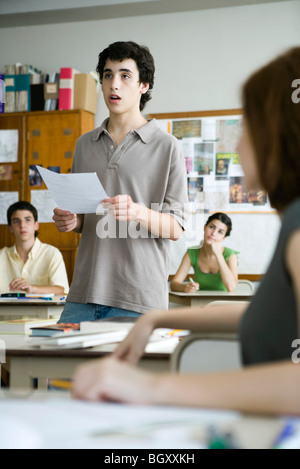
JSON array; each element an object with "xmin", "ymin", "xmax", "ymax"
[
  {"xmin": 30, "ymin": 83, "xmax": 44, "ymax": 111},
  {"xmin": 58, "ymin": 67, "xmax": 78, "ymax": 110},
  {"xmin": 15, "ymin": 74, "xmax": 31, "ymax": 111},
  {"xmin": 4, "ymin": 75, "xmax": 16, "ymax": 112}
]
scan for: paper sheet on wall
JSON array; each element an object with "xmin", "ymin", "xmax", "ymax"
[
  {"xmin": 0, "ymin": 130, "xmax": 18, "ymax": 163},
  {"xmin": 0, "ymin": 191, "xmax": 19, "ymax": 224},
  {"xmin": 36, "ymin": 166, "xmax": 108, "ymax": 214},
  {"xmin": 30, "ymin": 190, "xmax": 57, "ymax": 223}
]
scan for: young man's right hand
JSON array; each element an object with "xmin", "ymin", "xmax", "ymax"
[{"xmin": 53, "ymin": 208, "xmax": 81, "ymax": 233}]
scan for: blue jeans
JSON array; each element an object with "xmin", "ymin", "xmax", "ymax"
[{"xmin": 57, "ymin": 301, "xmax": 142, "ymax": 324}]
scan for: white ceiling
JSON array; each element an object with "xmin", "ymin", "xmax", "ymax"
[{"xmin": 0, "ymin": 0, "xmax": 290, "ymax": 28}]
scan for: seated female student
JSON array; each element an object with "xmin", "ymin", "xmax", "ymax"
[
  {"xmin": 170, "ymin": 212, "xmax": 238, "ymax": 293},
  {"xmin": 72, "ymin": 47, "xmax": 300, "ymax": 416}
]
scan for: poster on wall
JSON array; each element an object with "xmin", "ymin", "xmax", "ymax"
[{"xmin": 169, "ymin": 115, "xmax": 275, "ymax": 213}]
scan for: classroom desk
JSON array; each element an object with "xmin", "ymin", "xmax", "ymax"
[
  {"xmin": 0, "ymin": 333, "xmax": 179, "ymax": 391},
  {"xmin": 169, "ymin": 290, "xmax": 254, "ymax": 307},
  {"xmin": 0, "ymin": 390, "xmax": 290, "ymax": 449},
  {"xmin": 0, "ymin": 297, "xmax": 65, "ymax": 320}
]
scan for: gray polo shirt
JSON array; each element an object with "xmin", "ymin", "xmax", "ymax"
[{"xmin": 67, "ymin": 118, "xmax": 189, "ymax": 313}]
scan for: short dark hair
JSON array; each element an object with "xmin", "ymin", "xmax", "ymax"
[
  {"xmin": 7, "ymin": 201, "xmax": 38, "ymax": 237},
  {"xmin": 205, "ymin": 212, "xmax": 232, "ymax": 237},
  {"xmin": 96, "ymin": 41, "xmax": 155, "ymax": 111},
  {"xmin": 242, "ymin": 47, "xmax": 300, "ymax": 212}
]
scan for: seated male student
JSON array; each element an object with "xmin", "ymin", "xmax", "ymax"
[{"xmin": 0, "ymin": 201, "xmax": 69, "ymax": 296}]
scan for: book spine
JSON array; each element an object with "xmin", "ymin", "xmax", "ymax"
[
  {"xmin": 59, "ymin": 68, "xmax": 74, "ymax": 110},
  {"xmin": 0, "ymin": 74, "xmax": 4, "ymax": 113},
  {"xmin": 4, "ymin": 75, "xmax": 16, "ymax": 112},
  {"xmin": 15, "ymin": 74, "xmax": 31, "ymax": 112}
]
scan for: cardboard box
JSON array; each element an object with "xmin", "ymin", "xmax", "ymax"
[{"xmin": 74, "ymin": 73, "xmax": 98, "ymax": 115}]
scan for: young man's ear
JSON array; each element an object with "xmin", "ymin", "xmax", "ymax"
[
  {"xmin": 8, "ymin": 224, "xmax": 13, "ymax": 234},
  {"xmin": 140, "ymin": 82, "xmax": 149, "ymax": 95},
  {"xmin": 35, "ymin": 221, "xmax": 40, "ymax": 232}
]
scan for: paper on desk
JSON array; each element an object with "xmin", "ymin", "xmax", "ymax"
[{"xmin": 36, "ymin": 166, "xmax": 108, "ymax": 214}]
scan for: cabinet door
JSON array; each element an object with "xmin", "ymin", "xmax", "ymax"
[
  {"xmin": 26, "ymin": 112, "xmax": 82, "ymax": 283},
  {"xmin": 0, "ymin": 114, "xmax": 26, "ymax": 248}
]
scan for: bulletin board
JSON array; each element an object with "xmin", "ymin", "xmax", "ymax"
[{"xmin": 148, "ymin": 109, "xmax": 275, "ymax": 214}]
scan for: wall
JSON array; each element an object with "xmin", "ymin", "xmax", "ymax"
[{"xmin": 0, "ymin": 0, "xmax": 299, "ymax": 274}]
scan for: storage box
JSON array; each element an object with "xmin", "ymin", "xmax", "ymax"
[
  {"xmin": 44, "ymin": 82, "xmax": 59, "ymax": 100},
  {"xmin": 74, "ymin": 73, "xmax": 98, "ymax": 115}
]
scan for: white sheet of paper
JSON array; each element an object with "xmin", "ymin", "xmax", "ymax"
[
  {"xmin": 36, "ymin": 166, "xmax": 108, "ymax": 214},
  {"xmin": 0, "ymin": 191, "xmax": 19, "ymax": 224}
]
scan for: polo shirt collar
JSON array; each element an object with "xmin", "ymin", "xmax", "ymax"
[
  {"xmin": 29, "ymin": 238, "xmax": 41, "ymax": 259},
  {"xmin": 92, "ymin": 118, "xmax": 160, "ymax": 144},
  {"xmin": 134, "ymin": 119, "xmax": 160, "ymax": 144}
]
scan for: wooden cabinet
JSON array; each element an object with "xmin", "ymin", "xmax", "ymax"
[{"xmin": 0, "ymin": 110, "xmax": 95, "ymax": 284}]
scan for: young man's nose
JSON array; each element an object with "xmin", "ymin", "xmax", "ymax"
[{"xmin": 111, "ymin": 76, "xmax": 120, "ymax": 90}]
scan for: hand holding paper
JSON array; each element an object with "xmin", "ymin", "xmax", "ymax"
[{"xmin": 36, "ymin": 166, "xmax": 108, "ymax": 214}]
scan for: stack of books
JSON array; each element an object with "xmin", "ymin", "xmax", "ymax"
[
  {"xmin": 0, "ymin": 318, "xmax": 57, "ymax": 335},
  {"xmin": 3, "ymin": 63, "xmax": 43, "ymax": 112}
]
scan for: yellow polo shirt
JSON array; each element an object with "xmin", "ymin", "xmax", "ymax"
[{"xmin": 0, "ymin": 238, "xmax": 69, "ymax": 294}]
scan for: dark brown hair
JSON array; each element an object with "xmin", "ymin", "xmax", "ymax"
[
  {"xmin": 96, "ymin": 41, "xmax": 155, "ymax": 112},
  {"xmin": 242, "ymin": 47, "xmax": 300, "ymax": 212},
  {"xmin": 205, "ymin": 212, "xmax": 232, "ymax": 237}
]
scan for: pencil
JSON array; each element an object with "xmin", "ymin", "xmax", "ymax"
[{"xmin": 50, "ymin": 379, "xmax": 73, "ymax": 390}]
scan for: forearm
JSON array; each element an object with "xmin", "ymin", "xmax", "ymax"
[
  {"xmin": 215, "ymin": 254, "xmax": 237, "ymax": 292},
  {"xmin": 31, "ymin": 285, "xmax": 65, "ymax": 295},
  {"xmin": 170, "ymin": 280, "xmax": 187, "ymax": 292},
  {"xmin": 146, "ymin": 302, "xmax": 246, "ymax": 334},
  {"xmin": 135, "ymin": 205, "xmax": 183, "ymax": 240},
  {"xmin": 152, "ymin": 361, "xmax": 300, "ymax": 415}
]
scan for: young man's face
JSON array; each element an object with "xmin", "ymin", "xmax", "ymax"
[
  {"xmin": 101, "ymin": 58, "xmax": 149, "ymax": 115},
  {"xmin": 8, "ymin": 210, "xmax": 39, "ymax": 244}
]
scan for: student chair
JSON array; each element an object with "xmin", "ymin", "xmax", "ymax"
[
  {"xmin": 235, "ymin": 279, "xmax": 255, "ymax": 293},
  {"xmin": 170, "ymin": 301, "xmax": 249, "ymax": 373}
]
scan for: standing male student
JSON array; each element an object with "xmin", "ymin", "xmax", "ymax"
[
  {"xmin": 0, "ymin": 201, "xmax": 69, "ymax": 295},
  {"xmin": 53, "ymin": 41, "xmax": 188, "ymax": 323}
]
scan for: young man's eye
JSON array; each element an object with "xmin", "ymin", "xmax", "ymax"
[
  {"xmin": 103, "ymin": 73, "xmax": 112, "ymax": 79},
  {"xmin": 122, "ymin": 74, "xmax": 130, "ymax": 79}
]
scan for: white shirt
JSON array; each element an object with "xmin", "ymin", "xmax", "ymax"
[{"xmin": 0, "ymin": 238, "xmax": 69, "ymax": 294}]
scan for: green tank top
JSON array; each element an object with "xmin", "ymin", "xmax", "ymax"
[{"xmin": 187, "ymin": 246, "xmax": 239, "ymax": 291}]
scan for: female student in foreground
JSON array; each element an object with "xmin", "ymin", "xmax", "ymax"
[
  {"xmin": 72, "ymin": 47, "xmax": 300, "ymax": 416},
  {"xmin": 170, "ymin": 212, "xmax": 238, "ymax": 293}
]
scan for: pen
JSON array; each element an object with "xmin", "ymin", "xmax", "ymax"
[
  {"xmin": 60, "ymin": 296, "xmax": 66, "ymax": 301},
  {"xmin": 273, "ymin": 419, "xmax": 297, "ymax": 449},
  {"xmin": 18, "ymin": 297, "xmax": 53, "ymax": 301},
  {"xmin": 189, "ymin": 277, "xmax": 195, "ymax": 283}
]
